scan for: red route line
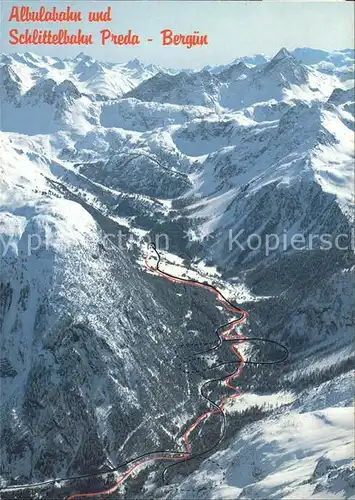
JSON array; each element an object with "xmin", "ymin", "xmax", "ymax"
[{"xmin": 67, "ymin": 252, "xmax": 247, "ymax": 499}]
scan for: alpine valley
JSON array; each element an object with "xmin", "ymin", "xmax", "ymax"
[{"xmin": 0, "ymin": 48, "xmax": 354, "ymax": 500}]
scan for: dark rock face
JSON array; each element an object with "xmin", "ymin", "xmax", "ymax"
[{"xmin": 0, "ymin": 65, "xmax": 22, "ymax": 103}]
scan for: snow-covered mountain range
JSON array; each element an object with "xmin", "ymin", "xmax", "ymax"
[{"xmin": 0, "ymin": 48, "xmax": 354, "ymax": 499}]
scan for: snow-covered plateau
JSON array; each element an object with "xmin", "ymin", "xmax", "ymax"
[{"xmin": 0, "ymin": 48, "xmax": 354, "ymax": 499}]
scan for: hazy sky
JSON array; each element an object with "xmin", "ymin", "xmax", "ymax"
[{"xmin": 1, "ymin": 1, "xmax": 354, "ymax": 68}]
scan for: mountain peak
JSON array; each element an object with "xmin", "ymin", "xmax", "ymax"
[
  {"xmin": 23, "ymin": 51, "xmax": 41, "ymax": 62},
  {"xmin": 218, "ymin": 61, "xmax": 250, "ymax": 82},
  {"xmin": 55, "ymin": 80, "xmax": 81, "ymax": 99},
  {"xmin": 73, "ymin": 52, "xmax": 94, "ymax": 63},
  {"xmin": 272, "ymin": 47, "xmax": 292, "ymax": 63},
  {"xmin": 262, "ymin": 47, "xmax": 308, "ymax": 84},
  {"xmin": 125, "ymin": 58, "xmax": 146, "ymax": 71}
]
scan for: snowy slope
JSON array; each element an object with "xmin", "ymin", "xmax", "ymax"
[
  {"xmin": 0, "ymin": 52, "xmax": 167, "ymax": 99},
  {"xmin": 0, "ymin": 71, "xmax": 99, "ymax": 135},
  {"xmin": 0, "ymin": 131, "xmax": 231, "ymax": 487},
  {"xmin": 0, "ymin": 47, "xmax": 354, "ymax": 499},
  {"xmin": 125, "ymin": 49, "xmax": 344, "ymax": 110},
  {"xmin": 165, "ymin": 403, "xmax": 354, "ymax": 499}
]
